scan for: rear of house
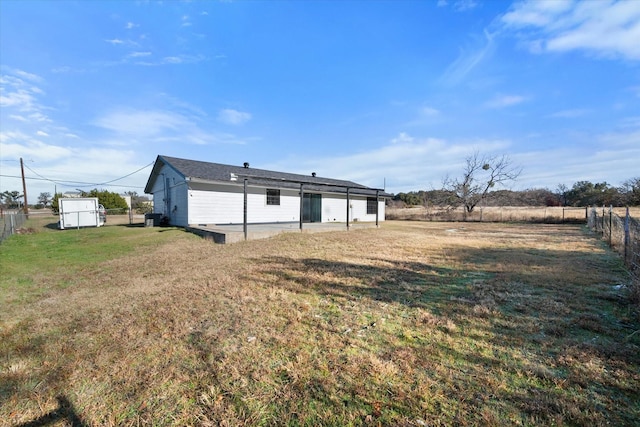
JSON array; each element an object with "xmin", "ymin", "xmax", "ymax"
[{"xmin": 144, "ymin": 155, "xmax": 389, "ymax": 227}]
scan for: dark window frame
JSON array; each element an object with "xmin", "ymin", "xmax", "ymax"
[
  {"xmin": 266, "ymin": 189, "xmax": 280, "ymax": 206},
  {"xmin": 367, "ymin": 197, "xmax": 378, "ymax": 215}
]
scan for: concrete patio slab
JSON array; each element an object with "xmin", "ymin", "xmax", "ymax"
[{"xmin": 185, "ymin": 222, "xmax": 379, "ymax": 243}]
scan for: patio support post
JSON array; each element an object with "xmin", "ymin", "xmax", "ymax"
[
  {"xmin": 346, "ymin": 187, "xmax": 350, "ymax": 230},
  {"xmin": 375, "ymin": 190, "xmax": 379, "ymax": 228},
  {"xmin": 243, "ymin": 178, "xmax": 248, "ymax": 240},
  {"xmin": 299, "ymin": 183, "xmax": 304, "ymax": 231}
]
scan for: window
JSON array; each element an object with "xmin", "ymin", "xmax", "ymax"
[
  {"xmin": 266, "ymin": 189, "xmax": 280, "ymax": 205},
  {"xmin": 367, "ymin": 197, "xmax": 378, "ymax": 215}
]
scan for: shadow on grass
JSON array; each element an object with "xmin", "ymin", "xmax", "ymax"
[
  {"xmin": 251, "ymin": 244, "xmax": 616, "ymax": 311},
  {"xmin": 251, "ymin": 256, "xmax": 475, "ymax": 312},
  {"xmin": 13, "ymin": 395, "xmax": 87, "ymax": 427},
  {"xmin": 251, "ymin": 245, "xmax": 629, "ymax": 322},
  {"xmin": 251, "ymin": 247, "xmax": 639, "ymax": 360}
]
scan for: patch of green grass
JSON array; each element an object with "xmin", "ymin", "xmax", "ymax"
[{"xmin": 0, "ymin": 219, "xmax": 196, "ymax": 308}]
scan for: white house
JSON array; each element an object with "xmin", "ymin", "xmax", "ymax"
[{"xmin": 144, "ymin": 155, "xmax": 390, "ymax": 227}]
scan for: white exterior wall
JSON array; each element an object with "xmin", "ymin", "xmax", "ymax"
[
  {"xmin": 322, "ymin": 194, "xmax": 347, "ymax": 222},
  {"xmin": 149, "ymin": 165, "xmax": 189, "ymax": 226},
  {"xmin": 188, "ymin": 183, "xmax": 301, "ymax": 225},
  {"xmin": 321, "ymin": 194, "xmax": 385, "ymax": 223}
]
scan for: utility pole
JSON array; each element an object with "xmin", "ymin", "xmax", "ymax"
[{"xmin": 20, "ymin": 157, "xmax": 29, "ymax": 218}]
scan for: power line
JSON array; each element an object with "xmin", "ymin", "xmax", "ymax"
[
  {"xmin": 0, "ymin": 161, "xmax": 153, "ymax": 190},
  {"xmin": 0, "ymin": 174, "xmax": 146, "ymax": 190}
]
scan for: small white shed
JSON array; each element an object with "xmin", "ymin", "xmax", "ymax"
[{"xmin": 58, "ymin": 197, "xmax": 104, "ymax": 229}]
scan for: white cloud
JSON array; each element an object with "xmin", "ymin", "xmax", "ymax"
[
  {"xmin": 0, "ymin": 71, "xmax": 49, "ymax": 118},
  {"xmin": 421, "ymin": 107, "xmax": 440, "ymax": 116},
  {"xmin": 391, "ymin": 132, "xmax": 414, "ymax": 144},
  {"xmin": 261, "ymin": 126, "xmax": 639, "ymax": 193},
  {"xmin": 549, "ymin": 109, "xmax": 590, "ymax": 118},
  {"xmin": 163, "ymin": 56, "xmax": 183, "ymax": 64},
  {"xmin": 453, "ymin": 0, "xmax": 478, "ymax": 12},
  {"xmin": 264, "ymin": 136, "xmax": 510, "ymax": 193},
  {"xmin": 217, "ymin": 108, "xmax": 252, "ymax": 126},
  {"xmin": 92, "ymin": 108, "xmax": 247, "ymax": 146},
  {"xmin": 105, "ymin": 38, "xmax": 125, "ymax": 45},
  {"xmin": 0, "ymin": 130, "xmax": 72, "ymax": 160},
  {"xmin": 618, "ymin": 116, "xmax": 640, "ymax": 129},
  {"xmin": 437, "ymin": 0, "xmax": 478, "ymax": 12},
  {"xmin": 128, "ymin": 51, "xmax": 152, "ymax": 58},
  {"xmin": 51, "ymin": 66, "xmax": 85, "ymax": 74},
  {"xmin": 0, "ymin": 90, "xmax": 36, "ymax": 109},
  {"xmin": 13, "ymin": 69, "xmax": 43, "ymax": 83},
  {"xmin": 125, "ymin": 22, "xmax": 138, "ymax": 29},
  {"xmin": 93, "ymin": 109, "xmax": 189, "ymax": 137},
  {"xmin": 36, "ymin": 130, "xmax": 49, "ymax": 137},
  {"xmin": 484, "ymin": 95, "xmax": 527, "ymax": 108},
  {"xmin": 134, "ymin": 54, "xmax": 205, "ymax": 66},
  {"xmin": 440, "ymin": 29, "xmax": 495, "ymax": 85},
  {"xmin": 501, "ymin": 0, "xmax": 640, "ymax": 61}
]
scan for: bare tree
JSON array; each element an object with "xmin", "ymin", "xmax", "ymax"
[
  {"xmin": 38, "ymin": 192, "xmax": 52, "ymax": 207},
  {"xmin": 556, "ymin": 184, "xmax": 568, "ymax": 206},
  {"xmin": 443, "ymin": 152, "xmax": 521, "ymax": 217}
]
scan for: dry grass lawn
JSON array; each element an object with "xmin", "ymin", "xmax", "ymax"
[{"xmin": 1, "ymin": 220, "xmax": 639, "ymax": 426}]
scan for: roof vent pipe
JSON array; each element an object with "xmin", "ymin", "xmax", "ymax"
[
  {"xmin": 312, "ymin": 172, "xmax": 316, "ymax": 177},
  {"xmin": 243, "ymin": 162, "xmax": 249, "ymax": 168}
]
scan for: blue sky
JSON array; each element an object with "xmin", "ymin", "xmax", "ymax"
[{"xmin": 1, "ymin": 0, "xmax": 639, "ymax": 199}]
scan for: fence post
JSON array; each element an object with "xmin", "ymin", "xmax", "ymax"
[
  {"xmin": 608, "ymin": 205, "xmax": 613, "ymax": 246},
  {"xmin": 624, "ymin": 207, "xmax": 630, "ymax": 264}
]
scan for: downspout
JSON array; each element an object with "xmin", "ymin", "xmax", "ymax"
[{"xmin": 160, "ymin": 173, "xmax": 166, "ymax": 216}]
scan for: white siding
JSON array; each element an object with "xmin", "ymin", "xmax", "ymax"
[
  {"xmin": 147, "ymin": 165, "xmax": 189, "ymax": 226},
  {"xmin": 189, "ymin": 183, "xmax": 244, "ymax": 224},
  {"xmin": 356, "ymin": 199, "xmax": 385, "ymax": 223},
  {"xmin": 321, "ymin": 194, "xmax": 384, "ymax": 223},
  {"xmin": 188, "ymin": 183, "xmax": 301, "ymax": 225},
  {"xmin": 322, "ymin": 194, "xmax": 347, "ymax": 222}
]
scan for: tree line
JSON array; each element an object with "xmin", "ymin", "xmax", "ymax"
[{"xmin": 393, "ymin": 178, "xmax": 640, "ymax": 208}]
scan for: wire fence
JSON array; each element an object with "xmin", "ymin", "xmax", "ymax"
[
  {"xmin": 588, "ymin": 206, "xmax": 640, "ymax": 271},
  {"xmin": 0, "ymin": 210, "xmax": 28, "ymax": 244},
  {"xmin": 588, "ymin": 206, "xmax": 640, "ymax": 312},
  {"xmin": 387, "ymin": 206, "xmax": 588, "ymax": 223}
]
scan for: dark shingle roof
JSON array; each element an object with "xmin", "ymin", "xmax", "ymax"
[{"xmin": 145, "ymin": 155, "xmax": 391, "ymax": 197}]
